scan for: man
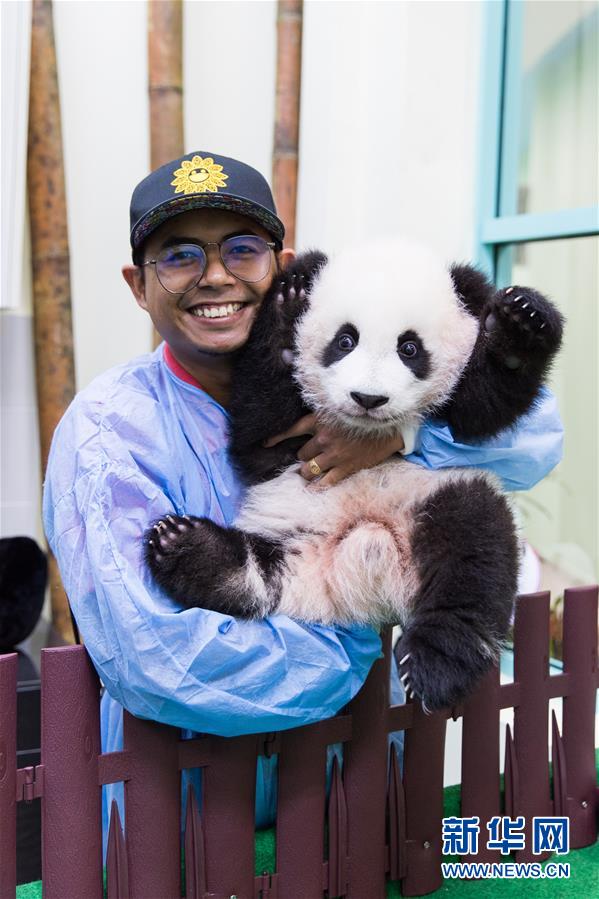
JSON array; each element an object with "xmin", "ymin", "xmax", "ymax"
[{"xmin": 43, "ymin": 151, "xmax": 562, "ymax": 825}]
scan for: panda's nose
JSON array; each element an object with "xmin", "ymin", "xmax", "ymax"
[{"xmin": 350, "ymin": 391, "xmax": 389, "ymax": 410}]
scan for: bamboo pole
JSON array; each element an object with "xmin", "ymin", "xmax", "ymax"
[
  {"xmin": 148, "ymin": 0, "xmax": 184, "ymax": 170},
  {"xmin": 148, "ymin": 0, "xmax": 184, "ymax": 348},
  {"xmin": 272, "ymin": 0, "xmax": 303, "ymax": 249},
  {"xmin": 27, "ymin": 0, "xmax": 76, "ymax": 643}
]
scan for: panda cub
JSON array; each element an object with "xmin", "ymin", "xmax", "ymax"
[{"xmin": 145, "ymin": 237, "xmax": 563, "ymax": 711}]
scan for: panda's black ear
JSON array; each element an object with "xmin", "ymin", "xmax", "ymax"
[{"xmin": 450, "ymin": 264, "xmax": 494, "ymax": 317}]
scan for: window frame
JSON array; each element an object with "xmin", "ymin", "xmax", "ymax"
[{"xmin": 475, "ymin": 0, "xmax": 599, "ymax": 283}]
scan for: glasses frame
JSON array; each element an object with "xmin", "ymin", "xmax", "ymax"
[{"xmin": 140, "ymin": 236, "xmax": 277, "ymax": 294}]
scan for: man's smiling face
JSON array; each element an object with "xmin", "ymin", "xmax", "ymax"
[{"xmin": 125, "ymin": 208, "xmax": 290, "ymax": 365}]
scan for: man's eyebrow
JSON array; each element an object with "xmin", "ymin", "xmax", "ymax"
[{"xmin": 158, "ymin": 230, "xmax": 260, "ymax": 250}]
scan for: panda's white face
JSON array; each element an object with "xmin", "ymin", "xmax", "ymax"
[{"xmin": 293, "ymin": 237, "xmax": 479, "ymax": 436}]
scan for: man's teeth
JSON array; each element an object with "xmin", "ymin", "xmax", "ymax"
[{"xmin": 189, "ymin": 303, "xmax": 244, "ymax": 318}]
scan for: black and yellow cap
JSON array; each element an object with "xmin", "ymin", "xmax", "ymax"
[{"xmin": 130, "ymin": 152, "xmax": 285, "ymax": 253}]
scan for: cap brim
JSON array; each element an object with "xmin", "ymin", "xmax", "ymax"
[{"xmin": 131, "ymin": 193, "xmax": 285, "ymax": 250}]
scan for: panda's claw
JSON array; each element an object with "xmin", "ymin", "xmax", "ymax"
[{"xmin": 398, "ymin": 652, "xmax": 412, "ymax": 667}]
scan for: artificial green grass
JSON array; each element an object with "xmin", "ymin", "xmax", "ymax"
[{"xmin": 17, "ymin": 752, "xmax": 599, "ymax": 898}]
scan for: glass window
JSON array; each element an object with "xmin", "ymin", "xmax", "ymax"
[
  {"xmin": 500, "ymin": 2, "xmax": 598, "ymax": 216},
  {"xmin": 498, "ymin": 236, "xmax": 599, "ymax": 585}
]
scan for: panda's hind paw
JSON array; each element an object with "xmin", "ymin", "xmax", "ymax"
[{"xmin": 395, "ymin": 632, "xmax": 478, "ymax": 713}]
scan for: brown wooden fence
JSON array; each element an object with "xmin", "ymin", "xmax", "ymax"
[{"xmin": 1, "ymin": 586, "xmax": 598, "ymax": 898}]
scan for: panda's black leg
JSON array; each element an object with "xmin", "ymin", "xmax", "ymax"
[
  {"xmin": 395, "ymin": 476, "xmax": 518, "ymax": 712},
  {"xmin": 144, "ymin": 515, "xmax": 284, "ymax": 617}
]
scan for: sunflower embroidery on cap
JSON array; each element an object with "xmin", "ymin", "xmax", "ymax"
[{"xmin": 171, "ymin": 156, "xmax": 228, "ymax": 195}]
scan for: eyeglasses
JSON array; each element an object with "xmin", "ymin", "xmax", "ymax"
[{"xmin": 141, "ymin": 235, "xmax": 276, "ymax": 294}]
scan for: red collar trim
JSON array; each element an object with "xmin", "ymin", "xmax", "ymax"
[{"xmin": 163, "ymin": 344, "xmax": 203, "ymax": 390}]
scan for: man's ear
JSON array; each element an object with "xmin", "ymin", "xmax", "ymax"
[
  {"xmin": 278, "ymin": 248, "xmax": 296, "ymax": 271},
  {"xmin": 122, "ymin": 265, "xmax": 148, "ymax": 310}
]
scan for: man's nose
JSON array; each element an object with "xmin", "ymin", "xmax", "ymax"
[{"xmin": 199, "ymin": 245, "xmax": 235, "ymax": 286}]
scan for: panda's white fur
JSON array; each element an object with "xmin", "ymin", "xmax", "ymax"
[{"xmin": 294, "ymin": 238, "xmax": 479, "ymax": 437}]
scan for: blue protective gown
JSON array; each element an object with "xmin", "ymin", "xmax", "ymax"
[{"xmin": 42, "ymin": 344, "xmax": 562, "ymax": 834}]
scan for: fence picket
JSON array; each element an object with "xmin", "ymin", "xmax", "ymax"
[
  {"xmin": 40, "ymin": 646, "xmax": 103, "ymax": 898},
  {"xmin": 327, "ymin": 754, "xmax": 348, "ymax": 897},
  {"xmin": 551, "ymin": 711, "xmax": 567, "ymax": 817},
  {"xmin": 512, "ymin": 592, "xmax": 553, "ymax": 862},
  {"xmin": 344, "ymin": 631, "xmax": 391, "ymax": 899},
  {"xmin": 122, "ymin": 711, "xmax": 181, "ymax": 898},
  {"xmin": 106, "ymin": 798, "xmax": 129, "ymax": 898},
  {"xmin": 460, "ymin": 666, "xmax": 502, "ymax": 862},
  {"xmin": 184, "ymin": 782, "xmax": 207, "ymax": 899},
  {"xmin": 276, "ymin": 720, "xmax": 329, "ymax": 898},
  {"xmin": 202, "ymin": 734, "xmax": 256, "ymax": 896},
  {"xmin": 0, "ymin": 653, "xmax": 17, "ymax": 898},
  {"xmin": 503, "ymin": 723, "xmax": 518, "ymax": 819},
  {"xmin": 561, "ymin": 585, "xmax": 599, "ymax": 847},
  {"xmin": 400, "ymin": 702, "xmax": 446, "ymax": 896},
  {"xmin": 386, "ymin": 744, "xmax": 406, "ymax": 881}
]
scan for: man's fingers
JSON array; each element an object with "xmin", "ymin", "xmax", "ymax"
[
  {"xmin": 298, "ymin": 453, "xmax": 330, "ymax": 481},
  {"xmin": 264, "ymin": 413, "xmax": 318, "ymax": 447},
  {"xmin": 296, "ymin": 433, "xmax": 327, "ymax": 461},
  {"xmin": 311, "ymin": 467, "xmax": 346, "ymax": 490}
]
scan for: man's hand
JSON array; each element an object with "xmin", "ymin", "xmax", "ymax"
[{"xmin": 264, "ymin": 413, "xmax": 405, "ymax": 488}]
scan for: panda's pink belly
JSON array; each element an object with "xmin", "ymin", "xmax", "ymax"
[{"xmin": 280, "ymin": 514, "xmax": 416, "ymax": 624}]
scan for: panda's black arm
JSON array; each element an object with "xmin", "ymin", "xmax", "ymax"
[
  {"xmin": 228, "ymin": 251, "xmax": 327, "ymax": 484},
  {"xmin": 437, "ymin": 274, "xmax": 564, "ymax": 442}
]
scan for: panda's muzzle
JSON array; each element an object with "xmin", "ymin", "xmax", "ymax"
[{"xmin": 350, "ymin": 391, "xmax": 390, "ymax": 410}]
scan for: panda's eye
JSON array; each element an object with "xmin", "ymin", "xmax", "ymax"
[
  {"xmin": 338, "ymin": 333, "xmax": 356, "ymax": 351},
  {"xmin": 399, "ymin": 341, "xmax": 418, "ymax": 357}
]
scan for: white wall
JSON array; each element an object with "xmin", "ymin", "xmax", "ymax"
[
  {"xmin": 2, "ymin": 0, "xmax": 484, "ymax": 540},
  {"xmin": 53, "ymin": 0, "xmax": 152, "ymax": 388},
  {"xmin": 298, "ymin": 1, "xmax": 482, "ymax": 259}
]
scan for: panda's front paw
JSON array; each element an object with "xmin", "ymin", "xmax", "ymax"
[
  {"xmin": 272, "ymin": 252, "xmax": 327, "ymax": 367},
  {"xmin": 395, "ymin": 629, "xmax": 485, "ymax": 713},
  {"xmin": 144, "ymin": 514, "xmax": 202, "ymax": 581},
  {"xmin": 273, "ymin": 272, "xmax": 310, "ymax": 367},
  {"xmin": 484, "ymin": 286, "xmax": 563, "ymax": 362}
]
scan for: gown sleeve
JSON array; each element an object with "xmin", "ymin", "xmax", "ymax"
[{"xmin": 407, "ymin": 386, "xmax": 563, "ymax": 492}]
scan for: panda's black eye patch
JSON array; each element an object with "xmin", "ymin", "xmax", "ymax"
[
  {"xmin": 397, "ymin": 330, "xmax": 430, "ymax": 379},
  {"xmin": 321, "ymin": 323, "xmax": 359, "ymax": 367}
]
